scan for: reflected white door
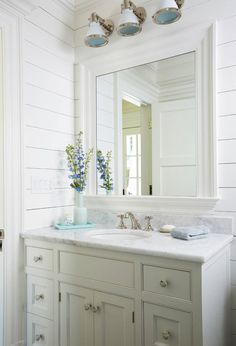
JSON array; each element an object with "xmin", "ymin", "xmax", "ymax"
[
  {"xmin": 152, "ymin": 98, "xmax": 197, "ymax": 197},
  {"xmin": 0, "ymin": 29, "xmax": 4, "ymax": 346}
]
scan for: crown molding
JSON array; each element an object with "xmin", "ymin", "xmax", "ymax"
[
  {"xmin": 75, "ymin": 0, "xmax": 105, "ymax": 13},
  {"xmin": 50, "ymin": 0, "xmax": 103, "ymax": 13},
  {"xmin": 1, "ymin": 0, "xmax": 37, "ymax": 15}
]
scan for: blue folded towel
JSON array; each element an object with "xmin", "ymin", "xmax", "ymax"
[{"xmin": 171, "ymin": 226, "xmax": 209, "ymax": 241}]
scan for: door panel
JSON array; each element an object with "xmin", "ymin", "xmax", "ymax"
[
  {"xmin": 144, "ymin": 303, "xmax": 192, "ymax": 346},
  {"xmin": 94, "ymin": 291, "xmax": 135, "ymax": 346},
  {"xmin": 60, "ymin": 283, "xmax": 93, "ymax": 346},
  {"xmin": 152, "ymin": 98, "xmax": 197, "ymax": 197}
]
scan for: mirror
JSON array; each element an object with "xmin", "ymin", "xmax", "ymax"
[{"xmin": 96, "ymin": 52, "xmax": 197, "ymax": 197}]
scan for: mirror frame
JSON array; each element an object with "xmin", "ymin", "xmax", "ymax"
[{"xmin": 78, "ymin": 23, "xmax": 218, "ymax": 213}]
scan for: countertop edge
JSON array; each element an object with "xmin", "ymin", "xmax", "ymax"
[{"xmin": 20, "ymin": 231, "xmax": 233, "ymax": 264}]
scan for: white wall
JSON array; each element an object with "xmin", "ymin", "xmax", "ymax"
[
  {"xmin": 96, "ymin": 74, "xmax": 115, "ymax": 194},
  {"xmin": 215, "ymin": 16, "xmax": 236, "ymax": 343},
  {"xmin": 23, "ymin": 6, "xmax": 75, "ymax": 230}
]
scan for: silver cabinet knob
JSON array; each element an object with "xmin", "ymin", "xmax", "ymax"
[
  {"xmin": 35, "ymin": 294, "xmax": 44, "ymax": 301},
  {"xmin": 84, "ymin": 303, "xmax": 92, "ymax": 311},
  {"xmin": 162, "ymin": 330, "xmax": 171, "ymax": 340},
  {"xmin": 160, "ymin": 280, "xmax": 168, "ymax": 288},
  {"xmin": 33, "ymin": 255, "xmax": 43, "ymax": 263},
  {"xmin": 92, "ymin": 305, "xmax": 100, "ymax": 313},
  {"xmin": 35, "ymin": 334, "xmax": 45, "ymax": 342}
]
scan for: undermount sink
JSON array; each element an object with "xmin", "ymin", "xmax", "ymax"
[{"xmin": 87, "ymin": 229, "xmax": 152, "ymax": 241}]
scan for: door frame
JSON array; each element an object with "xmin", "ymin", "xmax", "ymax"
[{"xmin": 0, "ymin": 2, "xmax": 25, "ymax": 345}]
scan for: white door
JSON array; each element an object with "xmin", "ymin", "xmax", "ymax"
[
  {"xmin": 144, "ymin": 303, "xmax": 192, "ymax": 346},
  {"xmin": 94, "ymin": 291, "xmax": 135, "ymax": 346},
  {"xmin": 60, "ymin": 283, "xmax": 93, "ymax": 346},
  {"xmin": 152, "ymin": 98, "xmax": 197, "ymax": 197},
  {"xmin": 0, "ymin": 28, "xmax": 4, "ymax": 346}
]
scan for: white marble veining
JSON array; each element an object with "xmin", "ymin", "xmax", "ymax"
[
  {"xmin": 21, "ymin": 227, "xmax": 233, "ymax": 263},
  {"xmin": 87, "ymin": 210, "xmax": 233, "ymax": 234}
]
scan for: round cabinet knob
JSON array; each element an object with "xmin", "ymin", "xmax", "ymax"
[
  {"xmin": 92, "ymin": 305, "xmax": 101, "ymax": 313},
  {"xmin": 33, "ymin": 255, "xmax": 43, "ymax": 263},
  {"xmin": 160, "ymin": 280, "xmax": 168, "ymax": 288},
  {"xmin": 162, "ymin": 330, "xmax": 171, "ymax": 340},
  {"xmin": 35, "ymin": 294, "xmax": 44, "ymax": 301},
  {"xmin": 84, "ymin": 303, "xmax": 92, "ymax": 311},
  {"xmin": 35, "ymin": 334, "xmax": 45, "ymax": 342}
]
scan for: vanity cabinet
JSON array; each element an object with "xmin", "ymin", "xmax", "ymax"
[
  {"xmin": 60, "ymin": 284, "xmax": 134, "ymax": 346},
  {"xmin": 23, "ymin": 238, "xmax": 231, "ymax": 346}
]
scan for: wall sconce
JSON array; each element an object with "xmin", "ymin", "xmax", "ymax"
[
  {"xmin": 85, "ymin": 12, "xmax": 114, "ymax": 48},
  {"xmin": 117, "ymin": 0, "xmax": 146, "ymax": 37},
  {"xmin": 152, "ymin": 0, "xmax": 184, "ymax": 25}
]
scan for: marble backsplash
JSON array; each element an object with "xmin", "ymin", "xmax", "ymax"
[{"xmin": 87, "ymin": 209, "xmax": 233, "ymax": 235}]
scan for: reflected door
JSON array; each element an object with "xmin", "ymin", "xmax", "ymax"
[
  {"xmin": 152, "ymin": 98, "xmax": 197, "ymax": 197},
  {"xmin": 0, "ymin": 29, "xmax": 4, "ymax": 346},
  {"xmin": 123, "ymin": 129, "xmax": 142, "ymax": 196}
]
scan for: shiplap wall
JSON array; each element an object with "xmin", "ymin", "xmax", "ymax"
[
  {"xmin": 216, "ymin": 16, "xmax": 236, "ymax": 345},
  {"xmin": 23, "ymin": 6, "xmax": 75, "ymax": 230},
  {"xmin": 96, "ymin": 74, "xmax": 115, "ymax": 195}
]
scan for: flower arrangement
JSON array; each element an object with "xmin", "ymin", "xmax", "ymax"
[
  {"xmin": 97, "ymin": 149, "xmax": 113, "ymax": 192},
  {"xmin": 65, "ymin": 131, "xmax": 93, "ymax": 193}
]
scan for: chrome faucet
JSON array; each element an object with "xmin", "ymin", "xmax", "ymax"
[{"xmin": 125, "ymin": 212, "xmax": 142, "ymax": 230}]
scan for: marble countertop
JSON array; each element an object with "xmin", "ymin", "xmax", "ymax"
[{"xmin": 21, "ymin": 227, "xmax": 233, "ymax": 263}]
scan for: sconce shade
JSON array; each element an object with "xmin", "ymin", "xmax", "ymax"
[
  {"xmin": 117, "ymin": 8, "xmax": 141, "ymax": 36},
  {"xmin": 153, "ymin": 0, "xmax": 182, "ymax": 25},
  {"xmin": 85, "ymin": 21, "xmax": 108, "ymax": 47}
]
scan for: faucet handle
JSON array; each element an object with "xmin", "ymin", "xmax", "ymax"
[
  {"xmin": 143, "ymin": 216, "xmax": 154, "ymax": 232},
  {"xmin": 116, "ymin": 214, "xmax": 127, "ymax": 229}
]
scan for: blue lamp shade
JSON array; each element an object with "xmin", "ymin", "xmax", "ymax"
[
  {"xmin": 153, "ymin": 0, "xmax": 181, "ymax": 25},
  {"xmin": 85, "ymin": 21, "xmax": 108, "ymax": 48},
  {"xmin": 117, "ymin": 8, "xmax": 141, "ymax": 37}
]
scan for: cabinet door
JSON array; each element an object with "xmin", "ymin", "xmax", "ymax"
[
  {"xmin": 94, "ymin": 291, "xmax": 135, "ymax": 346},
  {"xmin": 144, "ymin": 303, "xmax": 192, "ymax": 346},
  {"xmin": 60, "ymin": 283, "xmax": 93, "ymax": 346}
]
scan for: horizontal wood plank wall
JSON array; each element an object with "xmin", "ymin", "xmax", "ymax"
[
  {"xmin": 217, "ymin": 15, "xmax": 236, "ymax": 344},
  {"xmin": 24, "ymin": 7, "xmax": 75, "ymax": 230}
]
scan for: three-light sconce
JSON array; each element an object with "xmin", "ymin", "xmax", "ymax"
[{"xmin": 85, "ymin": 0, "xmax": 185, "ymax": 48}]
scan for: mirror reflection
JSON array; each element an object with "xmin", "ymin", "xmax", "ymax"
[{"xmin": 96, "ymin": 52, "xmax": 196, "ymax": 197}]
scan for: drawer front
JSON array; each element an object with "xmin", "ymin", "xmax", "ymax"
[
  {"xmin": 143, "ymin": 265, "xmax": 191, "ymax": 301},
  {"xmin": 27, "ymin": 313, "xmax": 53, "ymax": 346},
  {"xmin": 26, "ymin": 246, "xmax": 53, "ymax": 271},
  {"xmin": 59, "ymin": 251, "xmax": 134, "ymax": 288},
  {"xmin": 27, "ymin": 275, "xmax": 53, "ymax": 320},
  {"xmin": 144, "ymin": 303, "xmax": 192, "ymax": 346}
]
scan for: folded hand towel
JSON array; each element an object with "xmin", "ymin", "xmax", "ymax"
[{"xmin": 171, "ymin": 226, "xmax": 209, "ymax": 241}]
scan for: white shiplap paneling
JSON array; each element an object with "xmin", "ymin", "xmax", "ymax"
[
  {"xmin": 24, "ymin": 7, "xmax": 75, "ymax": 230},
  {"xmin": 217, "ymin": 15, "xmax": 236, "ymax": 343}
]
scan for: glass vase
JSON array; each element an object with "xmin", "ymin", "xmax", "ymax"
[{"xmin": 74, "ymin": 191, "xmax": 87, "ymax": 225}]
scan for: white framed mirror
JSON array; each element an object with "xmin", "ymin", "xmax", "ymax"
[
  {"xmin": 78, "ymin": 24, "xmax": 218, "ymax": 212},
  {"xmin": 96, "ymin": 51, "xmax": 197, "ymax": 197}
]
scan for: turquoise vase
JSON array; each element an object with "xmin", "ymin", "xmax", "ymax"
[{"xmin": 74, "ymin": 191, "xmax": 87, "ymax": 225}]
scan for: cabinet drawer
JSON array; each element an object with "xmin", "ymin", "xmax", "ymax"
[
  {"xmin": 144, "ymin": 303, "xmax": 192, "ymax": 346},
  {"xmin": 59, "ymin": 251, "xmax": 134, "ymax": 287},
  {"xmin": 27, "ymin": 313, "xmax": 53, "ymax": 346},
  {"xmin": 26, "ymin": 246, "xmax": 53, "ymax": 271},
  {"xmin": 143, "ymin": 265, "xmax": 191, "ymax": 300},
  {"xmin": 27, "ymin": 275, "xmax": 53, "ymax": 320}
]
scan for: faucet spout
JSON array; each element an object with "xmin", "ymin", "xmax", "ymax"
[{"xmin": 125, "ymin": 212, "xmax": 142, "ymax": 230}]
